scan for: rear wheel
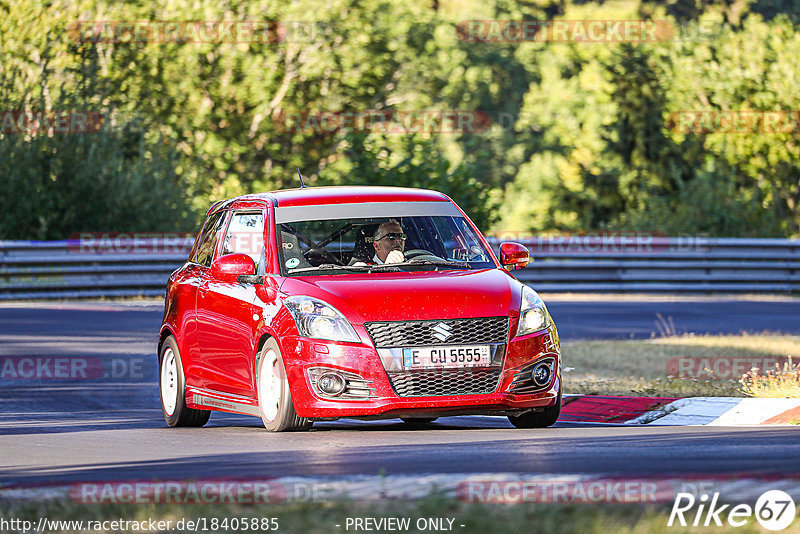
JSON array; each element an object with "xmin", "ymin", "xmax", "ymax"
[
  {"xmin": 159, "ymin": 336, "xmax": 210, "ymax": 427},
  {"xmin": 256, "ymin": 339, "xmax": 312, "ymax": 432},
  {"xmin": 508, "ymin": 391, "xmax": 561, "ymax": 429}
]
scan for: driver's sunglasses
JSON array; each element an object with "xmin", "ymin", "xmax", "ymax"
[{"xmin": 376, "ymin": 233, "xmax": 407, "ymax": 242}]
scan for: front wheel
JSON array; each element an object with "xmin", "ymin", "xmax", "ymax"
[
  {"xmin": 256, "ymin": 339, "xmax": 312, "ymax": 432},
  {"xmin": 159, "ymin": 336, "xmax": 210, "ymax": 427},
  {"xmin": 508, "ymin": 391, "xmax": 561, "ymax": 429}
]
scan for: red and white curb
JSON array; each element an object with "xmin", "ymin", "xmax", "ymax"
[
  {"xmin": 559, "ymin": 395, "xmax": 800, "ymax": 425},
  {"xmin": 626, "ymin": 397, "xmax": 800, "ymax": 426}
]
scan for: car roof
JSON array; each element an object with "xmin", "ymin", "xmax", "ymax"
[{"xmin": 232, "ymin": 186, "xmax": 450, "ymax": 208}]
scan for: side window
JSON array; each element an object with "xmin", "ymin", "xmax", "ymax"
[
  {"xmin": 221, "ymin": 211, "xmax": 265, "ymax": 271},
  {"xmin": 194, "ymin": 211, "xmax": 226, "ymax": 267}
]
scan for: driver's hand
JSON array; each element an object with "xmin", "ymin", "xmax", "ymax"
[{"xmin": 385, "ymin": 250, "xmax": 404, "ymax": 264}]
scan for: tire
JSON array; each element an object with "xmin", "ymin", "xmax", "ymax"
[
  {"xmin": 508, "ymin": 390, "xmax": 561, "ymax": 429},
  {"xmin": 256, "ymin": 339, "xmax": 312, "ymax": 432},
  {"xmin": 400, "ymin": 417, "xmax": 438, "ymax": 424},
  {"xmin": 159, "ymin": 336, "xmax": 210, "ymax": 427}
]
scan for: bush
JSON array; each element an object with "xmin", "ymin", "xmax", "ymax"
[
  {"xmin": 0, "ymin": 123, "xmax": 197, "ymax": 240},
  {"xmin": 740, "ymin": 357, "xmax": 800, "ymax": 398}
]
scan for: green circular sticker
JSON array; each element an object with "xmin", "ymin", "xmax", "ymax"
[{"xmin": 285, "ymin": 258, "xmax": 300, "ymax": 269}]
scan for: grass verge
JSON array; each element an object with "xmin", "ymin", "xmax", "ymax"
[
  {"xmin": 740, "ymin": 356, "xmax": 800, "ymax": 398},
  {"xmin": 562, "ymin": 333, "xmax": 800, "ymax": 397}
]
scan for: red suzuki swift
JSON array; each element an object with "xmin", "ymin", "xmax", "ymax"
[{"xmin": 158, "ymin": 186, "xmax": 561, "ymax": 431}]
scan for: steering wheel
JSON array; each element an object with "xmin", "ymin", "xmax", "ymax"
[
  {"xmin": 403, "ymin": 249, "xmax": 448, "ymax": 263},
  {"xmin": 403, "ymin": 249, "xmax": 432, "ymax": 259}
]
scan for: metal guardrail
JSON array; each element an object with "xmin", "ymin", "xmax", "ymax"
[
  {"xmin": 495, "ymin": 236, "xmax": 800, "ymax": 293},
  {"xmin": 1, "ymin": 237, "xmax": 799, "ymax": 299},
  {"xmin": 0, "ymin": 239, "xmax": 184, "ymax": 300}
]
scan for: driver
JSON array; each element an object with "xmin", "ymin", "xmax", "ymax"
[{"xmin": 372, "ymin": 220, "xmax": 406, "ymax": 264}]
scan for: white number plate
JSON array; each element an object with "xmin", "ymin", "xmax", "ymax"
[{"xmin": 402, "ymin": 345, "xmax": 491, "ymax": 369}]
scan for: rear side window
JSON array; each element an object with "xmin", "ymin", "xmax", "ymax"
[
  {"xmin": 221, "ymin": 211, "xmax": 265, "ymax": 271},
  {"xmin": 193, "ymin": 211, "xmax": 226, "ymax": 267}
]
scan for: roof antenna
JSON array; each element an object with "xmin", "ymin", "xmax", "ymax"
[{"xmin": 296, "ymin": 167, "xmax": 308, "ymax": 189}]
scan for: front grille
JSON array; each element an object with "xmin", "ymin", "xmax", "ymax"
[
  {"xmin": 388, "ymin": 368, "xmax": 501, "ymax": 397},
  {"xmin": 365, "ymin": 317, "xmax": 509, "ymax": 348}
]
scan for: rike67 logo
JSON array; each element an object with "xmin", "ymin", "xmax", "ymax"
[{"xmin": 669, "ymin": 490, "xmax": 796, "ymax": 531}]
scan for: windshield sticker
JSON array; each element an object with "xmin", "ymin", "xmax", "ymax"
[{"xmin": 285, "ymin": 258, "xmax": 301, "ymax": 269}]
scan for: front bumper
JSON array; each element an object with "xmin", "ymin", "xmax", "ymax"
[{"xmin": 282, "ymin": 324, "xmax": 561, "ymax": 419}]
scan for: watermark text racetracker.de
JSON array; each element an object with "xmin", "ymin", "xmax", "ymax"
[
  {"xmin": 458, "ymin": 478, "xmax": 672, "ymax": 504},
  {"xmin": 68, "ymin": 232, "xmax": 196, "ymax": 255},
  {"xmin": 456, "ymin": 19, "xmax": 724, "ymax": 43},
  {"xmin": 668, "ymin": 110, "xmax": 800, "ymax": 134},
  {"xmin": 459, "ymin": 477, "xmax": 798, "ymax": 530},
  {"xmin": 67, "ymin": 20, "xmax": 324, "ymax": 44},
  {"xmin": 68, "ymin": 231, "xmax": 265, "ymax": 256},
  {"xmin": 1, "ymin": 110, "xmax": 159, "ymax": 136},
  {"xmin": 70, "ymin": 480, "xmax": 286, "ymax": 504},
  {"xmin": 0, "ymin": 356, "xmax": 150, "ymax": 381},
  {"xmin": 68, "ymin": 231, "xmax": 710, "ymax": 257},
  {"xmin": 667, "ymin": 356, "xmax": 792, "ymax": 380},
  {"xmin": 273, "ymin": 110, "xmax": 492, "ymax": 135},
  {"xmin": 484, "ymin": 231, "xmax": 710, "ymax": 254},
  {"xmin": 458, "ymin": 20, "xmax": 668, "ymax": 42},
  {"xmin": 0, "ymin": 111, "xmax": 104, "ymax": 135}
]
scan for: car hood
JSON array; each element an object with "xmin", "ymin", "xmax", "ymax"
[{"xmin": 279, "ymin": 268, "xmax": 522, "ymax": 323}]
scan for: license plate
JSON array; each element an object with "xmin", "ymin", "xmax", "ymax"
[{"xmin": 402, "ymin": 345, "xmax": 491, "ymax": 369}]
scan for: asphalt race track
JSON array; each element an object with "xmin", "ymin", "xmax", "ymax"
[{"xmin": 2, "ymin": 298, "xmax": 800, "ymax": 488}]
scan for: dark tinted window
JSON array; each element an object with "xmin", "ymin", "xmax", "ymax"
[{"xmin": 194, "ymin": 211, "xmax": 226, "ymax": 267}]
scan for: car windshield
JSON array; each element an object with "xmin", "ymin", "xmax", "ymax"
[{"xmin": 276, "ymin": 210, "xmax": 495, "ymax": 276}]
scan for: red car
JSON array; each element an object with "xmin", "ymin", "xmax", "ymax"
[{"xmin": 158, "ymin": 186, "xmax": 561, "ymax": 431}]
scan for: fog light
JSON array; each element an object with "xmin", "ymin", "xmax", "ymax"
[
  {"xmin": 531, "ymin": 362, "xmax": 552, "ymax": 387},
  {"xmin": 317, "ymin": 372, "xmax": 346, "ymax": 396}
]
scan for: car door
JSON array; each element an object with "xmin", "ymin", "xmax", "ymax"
[
  {"xmin": 196, "ymin": 209, "xmax": 266, "ymax": 397},
  {"xmin": 180, "ymin": 210, "xmax": 226, "ymax": 385}
]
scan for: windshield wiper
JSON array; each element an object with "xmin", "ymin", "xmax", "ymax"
[
  {"xmin": 288, "ymin": 259, "xmax": 471, "ymax": 274},
  {"xmin": 405, "ymin": 258, "xmax": 471, "ymax": 269},
  {"xmin": 341, "ymin": 259, "xmax": 470, "ymax": 271},
  {"xmin": 287, "ymin": 263, "xmax": 397, "ymax": 274},
  {"xmin": 362, "ymin": 258, "xmax": 470, "ymax": 270}
]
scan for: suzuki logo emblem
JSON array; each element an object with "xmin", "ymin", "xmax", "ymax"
[{"xmin": 431, "ymin": 322, "xmax": 453, "ymax": 341}]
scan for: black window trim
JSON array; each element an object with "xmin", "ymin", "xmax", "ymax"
[
  {"xmin": 219, "ymin": 209, "xmax": 267, "ymax": 276},
  {"xmin": 190, "ymin": 209, "xmax": 229, "ymax": 268}
]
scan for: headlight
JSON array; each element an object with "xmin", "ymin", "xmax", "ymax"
[
  {"xmin": 284, "ymin": 296, "xmax": 360, "ymax": 343},
  {"xmin": 517, "ymin": 286, "xmax": 550, "ymax": 337}
]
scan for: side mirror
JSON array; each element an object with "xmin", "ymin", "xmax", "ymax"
[
  {"xmin": 500, "ymin": 242, "xmax": 530, "ymax": 271},
  {"xmin": 210, "ymin": 253, "xmax": 257, "ymax": 283}
]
